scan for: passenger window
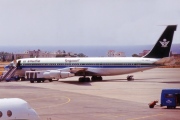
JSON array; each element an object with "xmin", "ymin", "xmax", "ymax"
[
  {"xmin": 0, "ymin": 111, "xmax": 2, "ymax": 117},
  {"xmin": 7, "ymin": 110, "xmax": 12, "ymax": 117}
]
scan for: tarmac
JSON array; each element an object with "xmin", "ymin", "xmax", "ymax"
[{"xmin": 0, "ymin": 68, "xmax": 180, "ymax": 120}]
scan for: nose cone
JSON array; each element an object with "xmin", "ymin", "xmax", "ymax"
[{"xmin": 29, "ymin": 109, "xmax": 40, "ymax": 120}]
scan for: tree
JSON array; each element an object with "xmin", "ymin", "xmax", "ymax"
[
  {"xmin": 132, "ymin": 54, "xmax": 140, "ymax": 57},
  {"xmin": 2, "ymin": 55, "xmax": 6, "ymax": 62},
  {"xmin": 77, "ymin": 53, "xmax": 87, "ymax": 57},
  {"xmin": 0, "ymin": 52, "xmax": 9, "ymax": 62},
  {"xmin": 12, "ymin": 53, "xmax": 14, "ymax": 61},
  {"xmin": 56, "ymin": 54, "xmax": 66, "ymax": 57}
]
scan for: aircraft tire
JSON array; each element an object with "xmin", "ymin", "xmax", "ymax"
[
  {"xmin": 37, "ymin": 80, "xmax": 41, "ymax": 83},
  {"xmin": 91, "ymin": 76, "xmax": 95, "ymax": 81},
  {"xmin": 79, "ymin": 77, "xmax": 90, "ymax": 82},
  {"xmin": 99, "ymin": 76, "xmax": 102, "ymax": 81},
  {"xmin": 127, "ymin": 75, "xmax": 134, "ymax": 81},
  {"xmin": 79, "ymin": 77, "xmax": 84, "ymax": 82},
  {"xmin": 30, "ymin": 80, "xmax": 34, "ymax": 83},
  {"xmin": 49, "ymin": 79, "xmax": 53, "ymax": 82},
  {"xmin": 85, "ymin": 77, "xmax": 90, "ymax": 82}
]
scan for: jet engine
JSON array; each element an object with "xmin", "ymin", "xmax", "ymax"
[{"xmin": 43, "ymin": 70, "xmax": 74, "ymax": 79}]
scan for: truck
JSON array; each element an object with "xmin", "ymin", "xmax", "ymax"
[
  {"xmin": 161, "ymin": 89, "xmax": 180, "ymax": 109},
  {"xmin": 25, "ymin": 71, "xmax": 52, "ymax": 83}
]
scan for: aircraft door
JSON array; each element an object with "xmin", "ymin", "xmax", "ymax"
[{"xmin": 16, "ymin": 60, "xmax": 21, "ymax": 69}]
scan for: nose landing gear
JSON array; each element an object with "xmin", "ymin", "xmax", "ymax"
[{"xmin": 127, "ymin": 75, "xmax": 134, "ymax": 81}]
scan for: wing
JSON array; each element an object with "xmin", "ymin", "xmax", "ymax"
[{"xmin": 61, "ymin": 67, "xmax": 99, "ymax": 76}]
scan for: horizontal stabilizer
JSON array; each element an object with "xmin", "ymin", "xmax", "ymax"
[{"xmin": 153, "ymin": 57, "xmax": 176, "ymax": 66}]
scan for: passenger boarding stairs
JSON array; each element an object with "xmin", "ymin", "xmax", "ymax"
[{"xmin": 0, "ymin": 66, "xmax": 17, "ymax": 81}]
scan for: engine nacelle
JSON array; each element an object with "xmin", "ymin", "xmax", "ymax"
[{"xmin": 43, "ymin": 70, "xmax": 74, "ymax": 79}]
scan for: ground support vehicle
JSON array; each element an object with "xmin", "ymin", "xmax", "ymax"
[
  {"xmin": 160, "ymin": 89, "xmax": 180, "ymax": 109},
  {"xmin": 25, "ymin": 71, "xmax": 52, "ymax": 83}
]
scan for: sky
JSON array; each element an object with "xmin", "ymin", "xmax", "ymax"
[{"xmin": 0, "ymin": 0, "xmax": 180, "ymax": 47}]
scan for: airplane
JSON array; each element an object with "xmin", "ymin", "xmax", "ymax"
[
  {"xmin": 0, "ymin": 98, "xmax": 40, "ymax": 120},
  {"xmin": 1, "ymin": 25, "xmax": 177, "ymax": 83}
]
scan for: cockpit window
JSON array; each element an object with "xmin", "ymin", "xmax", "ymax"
[
  {"xmin": 0, "ymin": 111, "xmax": 2, "ymax": 117},
  {"xmin": 7, "ymin": 110, "xmax": 12, "ymax": 117}
]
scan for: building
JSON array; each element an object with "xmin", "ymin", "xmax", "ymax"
[
  {"xmin": 107, "ymin": 50, "xmax": 126, "ymax": 57},
  {"xmin": 14, "ymin": 49, "xmax": 58, "ymax": 59},
  {"xmin": 107, "ymin": 50, "xmax": 115, "ymax": 57},
  {"xmin": 1, "ymin": 49, "xmax": 84, "ymax": 62}
]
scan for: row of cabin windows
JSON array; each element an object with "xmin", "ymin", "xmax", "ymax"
[{"xmin": 21, "ymin": 63, "xmax": 148, "ymax": 66}]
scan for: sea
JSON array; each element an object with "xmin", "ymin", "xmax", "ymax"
[{"xmin": 0, "ymin": 44, "xmax": 179, "ymax": 57}]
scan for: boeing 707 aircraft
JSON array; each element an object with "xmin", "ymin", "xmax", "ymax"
[{"xmin": 2, "ymin": 25, "xmax": 177, "ymax": 82}]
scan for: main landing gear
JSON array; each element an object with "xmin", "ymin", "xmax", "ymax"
[
  {"xmin": 79, "ymin": 77, "xmax": 91, "ymax": 82},
  {"xmin": 78, "ymin": 76, "xmax": 103, "ymax": 82},
  {"xmin": 127, "ymin": 75, "xmax": 134, "ymax": 81}
]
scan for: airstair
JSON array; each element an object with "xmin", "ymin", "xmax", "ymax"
[{"xmin": 0, "ymin": 66, "xmax": 17, "ymax": 81}]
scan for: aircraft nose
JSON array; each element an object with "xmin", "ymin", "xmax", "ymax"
[{"xmin": 29, "ymin": 109, "xmax": 40, "ymax": 120}]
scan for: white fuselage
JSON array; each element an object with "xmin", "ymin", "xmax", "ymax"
[{"xmin": 9, "ymin": 57, "xmax": 160, "ymax": 77}]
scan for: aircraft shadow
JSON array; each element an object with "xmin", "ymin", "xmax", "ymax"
[
  {"xmin": 94, "ymin": 79, "xmax": 127, "ymax": 82},
  {"xmin": 161, "ymin": 81, "xmax": 180, "ymax": 84},
  {"xmin": 59, "ymin": 81, "xmax": 92, "ymax": 86},
  {"xmin": 58, "ymin": 78, "xmax": 179, "ymax": 85},
  {"xmin": 100, "ymin": 78, "xmax": 164, "ymax": 82}
]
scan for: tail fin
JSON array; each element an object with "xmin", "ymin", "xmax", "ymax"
[{"xmin": 143, "ymin": 25, "xmax": 177, "ymax": 58}]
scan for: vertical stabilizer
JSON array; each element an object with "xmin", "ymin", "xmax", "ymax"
[{"xmin": 143, "ymin": 25, "xmax": 177, "ymax": 58}]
